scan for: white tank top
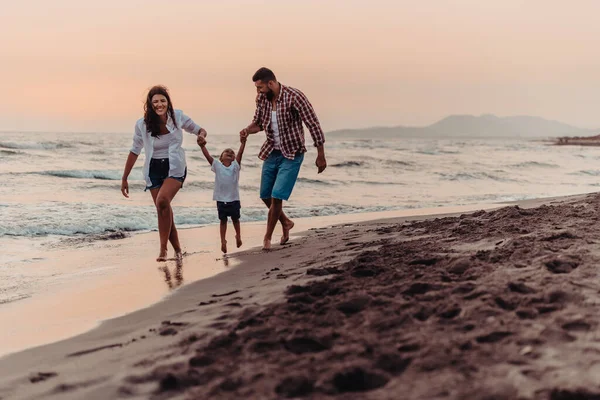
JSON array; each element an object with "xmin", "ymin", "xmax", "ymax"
[
  {"xmin": 152, "ymin": 133, "xmax": 171, "ymax": 159},
  {"xmin": 271, "ymin": 111, "xmax": 281, "ymax": 150}
]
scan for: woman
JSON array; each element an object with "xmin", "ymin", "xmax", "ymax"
[{"xmin": 121, "ymin": 85, "xmax": 207, "ymax": 261}]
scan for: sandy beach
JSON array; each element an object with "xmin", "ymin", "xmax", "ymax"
[{"xmin": 1, "ymin": 193, "xmax": 600, "ymax": 399}]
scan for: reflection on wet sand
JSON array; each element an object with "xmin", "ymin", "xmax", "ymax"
[{"xmin": 159, "ymin": 259, "xmax": 184, "ymax": 290}]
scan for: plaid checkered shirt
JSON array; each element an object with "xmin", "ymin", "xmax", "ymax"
[{"xmin": 252, "ymin": 84, "xmax": 325, "ymax": 160}]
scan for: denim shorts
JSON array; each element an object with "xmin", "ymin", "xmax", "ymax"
[
  {"xmin": 217, "ymin": 200, "xmax": 241, "ymax": 222},
  {"xmin": 260, "ymin": 150, "xmax": 304, "ymax": 201},
  {"xmin": 145, "ymin": 158, "xmax": 186, "ymax": 191}
]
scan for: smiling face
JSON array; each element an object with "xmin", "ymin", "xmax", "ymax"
[
  {"xmin": 255, "ymin": 80, "xmax": 278, "ymax": 101},
  {"xmin": 151, "ymin": 94, "xmax": 169, "ymax": 118},
  {"xmin": 219, "ymin": 148, "xmax": 236, "ymax": 165}
]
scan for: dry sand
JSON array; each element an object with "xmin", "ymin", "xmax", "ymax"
[{"xmin": 2, "ymin": 194, "xmax": 600, "ymax": 399}]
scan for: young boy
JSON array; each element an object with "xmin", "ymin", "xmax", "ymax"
[{"xmin": 197, "ymin": 135, "xmax": 246, "ymax": 253}]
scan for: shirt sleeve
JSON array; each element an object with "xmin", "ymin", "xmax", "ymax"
[
  {"xmin": 252, "ymin": 94, "xmax": 264, "ymax": 131},
  {"xmin": 130, "ymin": 121, "xmax": 144, "ymax": 155},
  {"xmin": 233, "ymin": 160, "xmax": 241, "ymax": 171},
  {"xmin": 180, "ymin": 111, "xmax": 201, "ymax": 135},
  {"xmin": 211, "ymin": 160, "xmax": 218, "ymax": 173},
  {"xmin": 294, "ymin": 90, "xmax": 325, "ymax": 147}
]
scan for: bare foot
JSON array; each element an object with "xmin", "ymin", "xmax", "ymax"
[
  {"xmin": 175, "ymin": 251, "xmax": 183, "ymax": 261},
  {"xmin": 262, "ymin": 238, "xmax": 271, "ymax": 251},
  {"xmin": 156, "ymin": 249, "xmax": 168, "ymax": 262},
  {"xmin": 236, "ymin": 235, "xmax": 242, "ymax": 248},
  {"xmin": 280, "ymin": 220, "xmax": 295, "ymax": 245},
  {"xmin": 221, "ymin": 240, "xmax": 228, "ymax": 254}
]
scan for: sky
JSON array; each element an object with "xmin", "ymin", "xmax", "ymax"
[{"xmin": 1, "ymin": 0, "xmax": 600, "ymax": 134}]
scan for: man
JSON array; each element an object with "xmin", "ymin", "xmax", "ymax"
[{"xmin": 240, "ymin": 67, "xmax": 327, "ymax": 250}]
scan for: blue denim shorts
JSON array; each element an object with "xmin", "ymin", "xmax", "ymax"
[
  {"xmin": 260, "ymin": 150, "xmax": 304, "ymax": 201},
  {"xmin": 145, "ymin": 158, "xmax": 186, "ymax": 191}
]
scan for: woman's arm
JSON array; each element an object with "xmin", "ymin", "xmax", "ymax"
[
  {"xmin": 180, "ymin": 111, "xmax": 207, "ymax": 138},
  {"xmin": 122, "ymin": 123, "xmax": 143, "ymax": 198},
  {"xmin": 121, "ymin": 152, "xmax": 139, "ymax": 198}
]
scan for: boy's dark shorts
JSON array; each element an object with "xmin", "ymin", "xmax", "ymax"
[
  {"xmin": 145, "ymin": 158, "xmax": 186, "ymax": 191},
  {"xmin": 217, "ymin": 201, "xmax": 241, "ymax": 222}
]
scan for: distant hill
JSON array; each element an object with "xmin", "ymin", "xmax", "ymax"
[{"xmin": 327, "ymin": 114, "xmax": 597, "ymax": 138}]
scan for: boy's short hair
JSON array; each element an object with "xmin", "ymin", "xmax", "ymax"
[{"xmin": 219, "ymin": 148, "xmax": 235, "ymax": 162}]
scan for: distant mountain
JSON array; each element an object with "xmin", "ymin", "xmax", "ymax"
[{"xmin": 327, "ymin": 114, "xmax": 597, "ymax": 138}]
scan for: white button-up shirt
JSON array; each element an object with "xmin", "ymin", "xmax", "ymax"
[{"xmin": 130, "ymin": 109, "xmax": 201, "ymax": 187}]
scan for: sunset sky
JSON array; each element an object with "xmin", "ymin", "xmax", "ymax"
[{"xmin": 2, "ymin": 0, "xmax": 600, "ymax": 134}]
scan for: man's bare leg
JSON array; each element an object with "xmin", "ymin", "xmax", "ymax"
[
  {"xmin": 261, "ymin": 198, "xmax": 294, "ymax": 245},
  {"xmin": 263, "ymin": 198, "xmax": 283, "ymax": 250}
]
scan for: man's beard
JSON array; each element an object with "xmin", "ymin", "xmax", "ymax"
[{"xmin": 266, "ymin": 89, "xmax": 275, "ymax": 102}]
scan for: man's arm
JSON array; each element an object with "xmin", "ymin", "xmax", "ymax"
[
  {"xmin": 295, "ymin": 90, "xmax": 327, "ymax": 173},
  {"xmin": 240, "ymin": 122, "xmax": 262, "ymax": 138},
  {"xmin": 240, "ymin": 95, "xmax": 265, "ymax": 138},
  {"xmin": 197, "ymin": 136, "xmax": 214, "ymax": 165}
]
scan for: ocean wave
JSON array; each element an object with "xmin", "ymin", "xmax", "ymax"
[
  {"xmin": 572, "ymin": 170, "xmax": 600, "ymax": 176},
  {"xmin": 296, "ymin": 177, "xmax": 339, "ymax": 185},
  {"xmin": 0, "ymin": 201, "xmax": 401, "ymax": 238},
  {"xmin": 36, "ymin": 170, "xmax": 125, "ymax": 180},
  {"xmin": 0, "ymin": 203, "xmax": 218, "ymax": 237},
  {"xmin": 385, "ymin": 160, "xmax": 413, "ymax": 167},
  {"xmin": 0, "ymin": 149, "xmax": 22, "ymax": 156},
  {"xmin": 511, "ymin": 161, "xmax": 559, "ymax": 168},
  {"xmin": 33, "ymin": 168, "xmax": 143, "ymax": 181},
  {"xmin": 347, "ymin": 180, "xmax": 404, "ymax": 186},
  {"xmin": 437, "ymin": 171, "xmax": 517, "ymax": 182},
  {"xmin": 284, "ymin": 204, "xmax": 399, "ymax": 218},
  {"xmin": 415, "ymin": 149, "xmax": 438, "ymax": 155},
  {"xmin": 0, "ymin": 141, "xmax": 73, "ymax": 150},
  {"xmin": 330, "ymin": 161, "xmax": 365, "ymax": 168},
  {"xmin": 0, "ymin": 294, "xmax": 31, "ymax": 305},
  {"xmin": 416, "ymin": 149, "xmax": 459, "ymax": 156}
]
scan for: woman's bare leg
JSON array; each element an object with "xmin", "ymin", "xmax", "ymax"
[{"xmin": 151, "ymin": 178, "xmax": 182, "ymax": 261}]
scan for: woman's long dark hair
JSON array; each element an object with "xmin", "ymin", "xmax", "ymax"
[{"xmin": 144, "ymin": 85, "xmax": 177, "ymax": 138}]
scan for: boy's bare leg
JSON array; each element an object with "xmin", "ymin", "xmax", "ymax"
[
  {"xmin": 261, "ymin": 198, "xmax": 294, "ymax": 245},
  {"xmin": 220, "ymin": 219, "xmax": 228, "ymax": 253},
  {"xmin": 233, "ymin": 219, "xmax": 242, "ymax": 248}
]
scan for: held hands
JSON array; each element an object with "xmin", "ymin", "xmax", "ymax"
[
  {"xmin": 316, "ymin": 155, "xmax": 327, "ymax": 174},
  {"xmin": 197, "ymin": 135, "xmax": 207, "ymax": 147},
  {"xmin": 121, "ymin": 178, "xmax": 129, "ymax": 198},
  {"xmin": 239, "ymin": 128, "xmax": 249, "ymax": 139},
  {"xmin": 240, "ymin": 134, "xmax": 247, "ymax": 144}
]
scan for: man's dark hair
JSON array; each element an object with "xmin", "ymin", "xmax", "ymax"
[{"xmin": 252, "ymin": 67, "xmax": 276, "ymax": 83}]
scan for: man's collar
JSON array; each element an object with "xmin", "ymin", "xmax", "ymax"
[{"xmin": 275, "ymin": 83, "xmax": 285, "ymax": 102}]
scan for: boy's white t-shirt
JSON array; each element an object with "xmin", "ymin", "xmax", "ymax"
[{"xmin": 211, "ymin": 160, "xmax": 241, "ymax": 202}]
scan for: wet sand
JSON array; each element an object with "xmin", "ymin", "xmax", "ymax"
[
  {"xmin": 1, "ymin": 194, "xmax": 599, "ymax": 399},
  {"xmin": 0, "ymin": 205, "xmax": 498, "ymax": 359}
]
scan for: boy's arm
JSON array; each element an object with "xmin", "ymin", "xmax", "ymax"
[
  {"xmin": 197, "ymin": 136, "xmax": 214, "ymax": 165},
  {"xmin": 236, "ymin": 137, "xmax": 246, "ymax": 165}
]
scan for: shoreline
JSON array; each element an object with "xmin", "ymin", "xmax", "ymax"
[
  {"xmin": 0, "ymin": 203, "xmax": 511, "ymax": 360},
  {"xmin": 0, "ymin": 192, "xmax": 596, "ymax": 399}
]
